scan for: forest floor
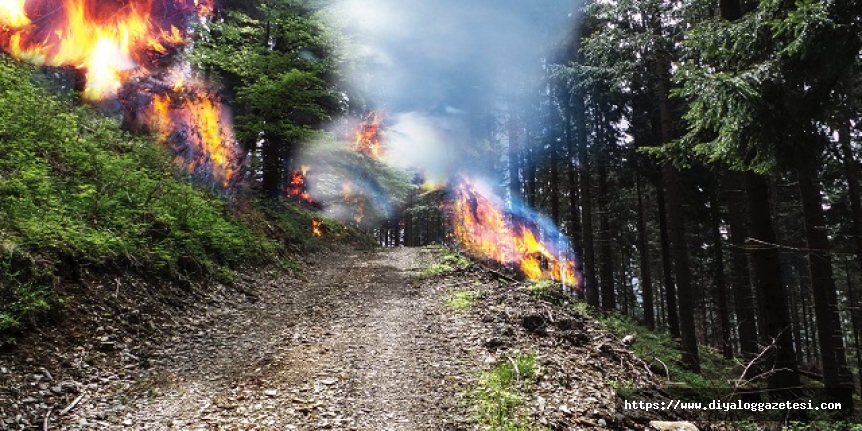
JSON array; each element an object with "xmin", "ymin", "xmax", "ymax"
[{"xmin": 0, "ymin": 246, "xmax": 688, "ymax": 430}]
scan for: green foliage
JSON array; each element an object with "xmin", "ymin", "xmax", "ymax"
[
  {"xmin": 443, "ymin": 289, "xmax": 483, "ymax": 312},
  {"xmin": 253, "ymin": 198, "xmax": 376, "ymax": 252},
  {"xmin": 423, "ymin": 248, "xmax": 471, "ymax": 278},
  {"xmin": 194, "ymin": 0, "xmax": 344, "ymax": 195},
  {"xmin": 467, "ymin": 353, "xmax": 543, "ymax": 430},
  {"xmin": 583, "ymin": 306, "xmax": 737, "ymax": 391},
  {"xmin": 672, "ymin": 0, "xmax": 861, "ymax": 172},
  {"xmin": 525, "ymin": 280, "xmax": 556, "ymax": 297}
]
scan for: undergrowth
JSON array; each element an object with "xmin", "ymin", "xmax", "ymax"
[
  {"xmin": 572, "ymin": 302, "xmax": 735, "ymax": 391},
  {"xmin": 0, "ymin": 57, "xmax": 370, "ymax": 340},
  {"xmin": 444, "ymin": 289, "xmax": 484, "ymax": 312},
  {"xmin": 574, "ymin": 303, "xmax": 862, "ymax": 428},
  {"xmin": 422, "ymin": 247, "xmax": 471, "ymax": 277},
  {"xmin": 467, "ymin": 353, "xmax": 545, "ymax": 430}
]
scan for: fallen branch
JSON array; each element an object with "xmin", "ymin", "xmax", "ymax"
[
  {"xmin": 59, "ymin": 393, "xmax": 85, "ymax": 416},
  {"xmin": 43, "ymin": 409, "xmax": 50, "ymax": 431},
  {"xmin": 653, "ymin": 357, "xmax": 670, "ymax": 383}
]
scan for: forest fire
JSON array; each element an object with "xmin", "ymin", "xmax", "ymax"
[
  {"xmin": 286, "ymin": 165, "xmax": 314, "ymax": 203},
  {"xmin": 0, "ymin": 0, "xmax": 205, "ymax": 100},
  {"xmin": 143, "ymin": 80, "xmax": 241, "ymax": 187},
  {"xmin": 354, "ymin": 111, "xmax": 383, "ymax": 159},
  {"xmin": 1, "ymin": 0, "xmax": 242, "ymax": 188},
  {"xmin": 311, "ymin": 218, "xmax": 323, "ymax": 237},
  {"xmin": 451, "ymin": 177, "xmax": 580, "ymax": 288},
  {"xmin": 342, "ymin": 181, "xmax": 365, "ymax": 224}
]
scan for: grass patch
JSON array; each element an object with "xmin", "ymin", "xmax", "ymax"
[
  {"xmin": 467, "ymin": 353, "xmax": 543, "ymax": 430},
  {"xmin": 444, "ymin": 289, "xmax": 483, "ymax": 312},
  {"xmin": 422, "ymin": 248, "xmax": 471, "ymax": 277},
  {"xmin": 526, "ymin": 280, "xmax": 556, "ymax": 297}
]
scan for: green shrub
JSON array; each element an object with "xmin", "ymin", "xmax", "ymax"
[
  {"xmin": 467, "ymin": 353, "xmax": 544, "ymax": 430},
  {"xmin": 444, "ymin": 289, "xmax": 483, "ymax": 312}
]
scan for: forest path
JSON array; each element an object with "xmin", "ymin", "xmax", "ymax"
[{"xmin": 63, "ymin": 247, "xmax": 474, "ymax": 430}]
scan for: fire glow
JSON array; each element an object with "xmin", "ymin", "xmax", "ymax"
[
  {"xmin": 354, "ymin": 111, "xmax": 383, "ymax": 160},
  {"xmin": 341, "ymin": 181, "xmax": 366, "ymax": 224},
  {"xmin": 0, "ymin": 0, "xmax": 202, "ymax": 100},
  {"xmin": 286, "ymin": 165, "xmax": 314, "ymax": 204},
  {"xmin": 0, "ymin": 0, "xmax": 242, "ymax": 188},
  {"xmin": 451, "ymin": 177, "xmax": 581, "ymax": 288}
]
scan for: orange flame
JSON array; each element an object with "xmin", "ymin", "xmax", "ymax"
[
  {"xmin": 286, "ymin": 165, "xmax": 314, "ymax": 203},
  {"xmin": 146, "ymin": 83, "xmax": 241, "ymax": 187},
  {"xmin": 0, "ymin": 0, "xmax": 207, "ymax": 100},
  {"xmin": 451, "ymin": 177, "xmax": 580, "ymax": 288},
  {"xmin": 354, "ymin": 111, "xmax": 383, "ymax": 159},
  {"xmin": 2, "ymin": 1, "xmax": 242, "ymax": 189},
  {"xmin": 311, "ymin": 218, "xmax": 323, "ymax": 237},
  {"xmin": 342, "ymin": 181, "xmax": 365, "ymax": 224}
]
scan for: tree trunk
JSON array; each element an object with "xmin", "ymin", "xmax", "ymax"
[
  {"xmin": 744, "ymin": 171, "xmax": 800, "ymax": 392},
  {"xmin": 655, "ymin": 53, "xmax": 699, "ymax": 370},
  {"xmin": 709, "ymin": 183, "xmax": 733, "ymax": 359},
  {"xmin": 842, "ymin": 257, "xmax": 862, "ymax": 395},
  {"xmin": 838, "ymin": 122, "xmax": 862, "ymax": 395},
  {"xmin": 508, "ymin": 112, "xmax": 521, "ymax": 201},
  {"xmin": 549, "ymin": 88, "xmax": 561, "ymax": 225},
  {"xmin": 261, "ymin": 137, "xmax": 282, "ymax": 199},
  {"xmin": 550, "ymin": 148, "xmax": 560, "ymax": 225},
  {"xmin": 795, "ymin": 148, "xmax": 854, "ymax": 406},
  {"xmin": 637, "ymin": 172, "xmax": 655, "ymax": 329},
  {"xmin": 663, "ymin": 165, "xmax": 700, "ymax": 372},
  {"xmin": 599, "ymin": 158, "xmax": 615, "ymax": 310},
  {"xmin": 656, "ymin": 184, "xmax": 680, "ymax": 337},
  {"xmin": 725, "ymin": 172, "xmax": 759, "ymax": 359},
  {"xmin": 575, "ymin": 89, "xmax": 599, "ymax": 307},
  {"xmin": 565, "ymin": 110, "xmax": 585, "ymax": 297}
]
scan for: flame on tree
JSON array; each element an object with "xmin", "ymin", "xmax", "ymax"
[{"xmin": 0, "ymin": 0, "xmax": 243, "ymax": 188}]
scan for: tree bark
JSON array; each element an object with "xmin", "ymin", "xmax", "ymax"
[
  {"xmin": 656, "ymin": 184, "xmax": 680, "ymax": 337},
  {"xmin": 575, "ymin": 88, "xmax": 599, "ymax": 307},
  {"xmin": 725, "ymin": 172, "xmax": 759, "ymax": 359},
  {"xmin": 637, "ymin": 172, "xmax": 655, "ymax": 329},
  {"xmin": 795, "ymin": 147, "xmax": 854, "ymax": 406},
  {"xmin": 744, "ymin": 171, "xmax": 800, "ymax": 392},
  {"xmin": 709, "ymin": 182, "xmax": 733, "ymax": 359}
]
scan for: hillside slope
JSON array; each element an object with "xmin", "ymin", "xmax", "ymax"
[{"xmin": 0, "ymin": 56, "xmax": 370, "ymax": 340}]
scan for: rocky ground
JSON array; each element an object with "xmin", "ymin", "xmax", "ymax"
[{"xmin": 0, "ymin": 246, "xmax": 691, "ymax": 430}]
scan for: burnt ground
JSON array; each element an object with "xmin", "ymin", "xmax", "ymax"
[{"xmin": 0, "ymin": 246, "xmax": 690, "ymax": 430}]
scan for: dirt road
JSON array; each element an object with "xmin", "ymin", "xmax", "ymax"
[{"xmin": 51, "ymin": 247, "xmax": 473, "ymax": 430}]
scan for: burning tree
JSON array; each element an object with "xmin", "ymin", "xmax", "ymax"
[
  {"xmin": 353, "ymin": 111, "xmax": 384, "ymax": 160},
  {"xmin": 0, "ymin": 0, "xmax": 245, "ymax": 190},
  {"xmin": 450, "ymin": 177, "xmax": 581, "ymax": 289}
]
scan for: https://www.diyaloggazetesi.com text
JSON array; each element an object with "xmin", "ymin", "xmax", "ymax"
[{"xmin": 622, "ymin": 399, "xmax": 843, "ymax": 414}]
